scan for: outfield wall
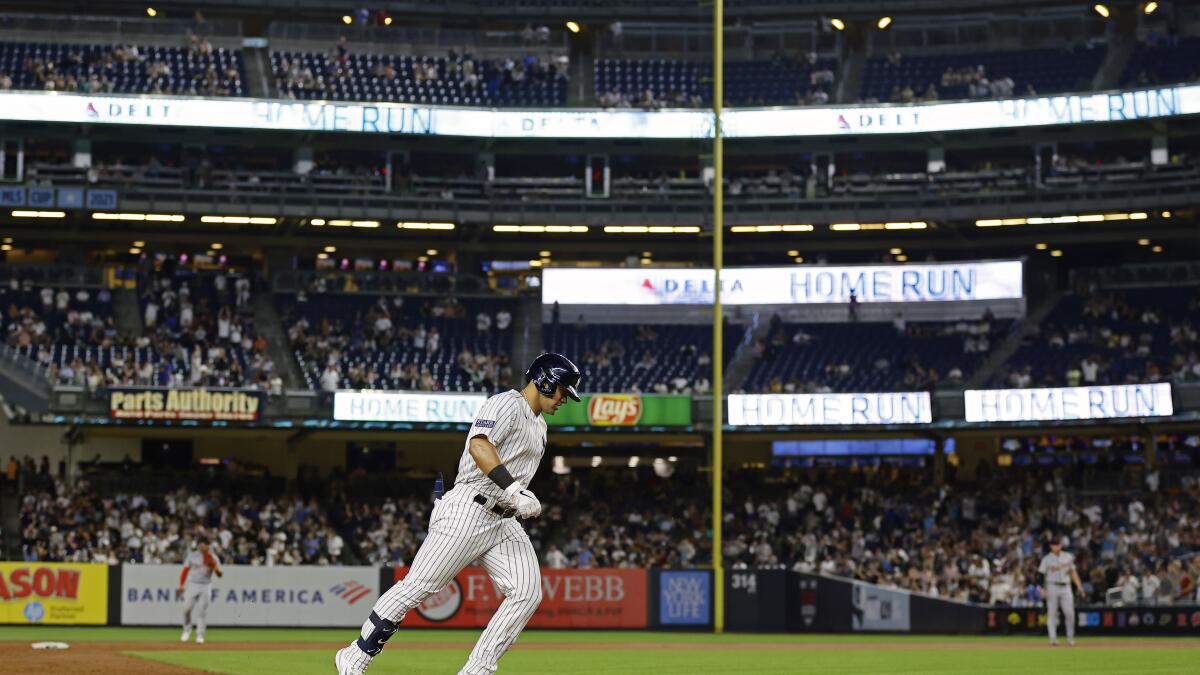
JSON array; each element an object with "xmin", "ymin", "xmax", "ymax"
[{"xmin": 3, "ymin": 564, "xmax": 1198, "ymax": 635}]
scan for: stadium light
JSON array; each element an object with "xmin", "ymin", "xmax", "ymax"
[
  {"xmin": 591, "ymin": 455, "xmax": 602, "ymax": 467},
  {"xmin": 1152, "ymin": 245, "xmax": 1164, "ymax": 253},
  {"xmin": 494, "ymin": 224, "xmax": 589, "ymax": 233},
  {"xmin": 889, "ymin": 247, "xmax": 902, "ymax": 255},
  {"xmin": 398, "ymin": 221, "xmax": 455, "ymax": 230},
  {"xmin": 317, "ymin": 252, "xmax": 329, "ymax": 259},
  {"xmin": 830, "ymin": 18, "xmax": 846, "ymax": 31},
  {"xmin": 0, "ymin": 244, "xmax": 11, "ymax": 251},
  {"xmin": 210, "ymin": 243, "xmax": 223, "ymax": 250},
  {"xmin": 1035, "ymin": 243, "xmax": 1048, "ymax": 250},
  {"xmin": 628, "ymin": 456, "xmax": 639, "ymax": 468},
  {"xmin": 1162, "ymin": 210, "xmax": 1172, "ymax": 218},
  {"xmin": 787, "ymin": 249, "xmax": 800, "ymax": 256},
  {"xmin": 383, "ymin": 16, "xmax": 393, "ymax": 25},
  {"xmin": 895, "ymin": 254, "xmax": 908, "ymax": 262},
  {"xmin": 201, "ymin": 214, "xmax": 276, "ymax": 225},
  {"xmin": 1138, "ymin": 238, "xmax": 1151, "ymax": 246},
  {"xmin": 793, "ymin": 256, "xmax": 804, "ymax": 263},
  {"xmin": 602, "ymin": 225, "xmax": 699, "ymax": 234},
  {"xmin": 1093, "ymin": 4, "xmax": 1110, "ymax": 18},
  {"xmin": 93, "ymin": 212, "xmax": 183, "ymax": 222},
  {"xmin": 146, "ymin": 7, "xmax": 157, "ymax": 17},
  {"xmin": 129, "ymin": 247, "xmax": 141, "ymax": 254},
  {"xmin": 1050, "ymin": 249, "xmax": 1064, "ymax": 257},
  {"xmin": 976, "ymin": 211, "xmax": 1146, "ymax": 227},
  {"xmin": 539, "ymin": 250, "xmax": 552, "ymax": 257},
  {"xmin": 324, "ymin": 245, "xmax": 336, "ymax": 252},
  {"xmin": 200, "ymin": 215, "xmax": 277, "ymax": 225},
  {"xmin": 341, "ymin": 15, "xmax": 352, "ymax": 24},
  {"xmin": 426, "ymin": 248, "xmax": 438, "ymax": 256},
  {"xmin": 642, "ymin": 251, "xmax": 652, "ymax": 257},
  {"xmin": 133, "ymin": 240, "xmax": 145, "ymax": 247},
  {"xmin": 566, "ymin": 21, "xmax": 581, "ymax": 33},
  {"xmin": 877, "ymin": 17, "xmax": 892, "ymax": 29},
  {"xmin": 310, "ymin": 218, "xmax": 326, "ymax": 226},
  {"xmin": 1144, "ymin": 2, "xmax": 1159, "ymax": 14},
  {"xmin": 11, "ymin": 210, "xmax": 65, "ymax": 218},
  {"xmin": 730, "ymin": 224, "xmax": 813, "ymax": 233}
]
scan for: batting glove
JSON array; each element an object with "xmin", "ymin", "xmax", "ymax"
[{"xmin": 503, "ymin": 482, "xmax": 543, "ymax": 518}]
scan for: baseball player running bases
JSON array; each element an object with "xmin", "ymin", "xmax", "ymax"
[
  {"xmin": 1039, "ymin": 537, "xmax": 1084, "ymax": 646},
  {"xmin": 335, "ymin": 353, "xmax": 582, "ymax": 675},
  {"xmin": 179, "ymin": 539, "xmax": 223, "ymax": 644}
]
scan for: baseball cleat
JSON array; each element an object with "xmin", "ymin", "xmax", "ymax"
[
  {"xmin": 1068, "ymin": 639, "xmax": 1075, "ymax": 646},
  {"xmin": 180, "ymin": 629, "xmax": 190, "ymax": 642},
  {"xmin": 1049, "ymin": 640, "xmax": 1058, "ymax": 647},
  {"xmin": 335, "ymin": 646, "xmax": 368, "ymax": 675},
  {"xmin": 196, "ymin": 636, "xmax": 205, "ymax": 644}
]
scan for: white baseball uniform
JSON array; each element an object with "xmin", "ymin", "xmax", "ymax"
[
  {"xmin": 344, "ymin": 389, "xmax": 547, "ymax": 675},
  {"xmin": 181, "ymin": 549, "xmax": 221, "ymax": 641},
  {"xmin": 1039, "ymin": 550, "xmax": 1076, "ymax": 644}
]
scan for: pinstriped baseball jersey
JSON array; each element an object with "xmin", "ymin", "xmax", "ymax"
[
  {"xmin": 183, "ymin": 550, "xmax": 221, "ymax": 585},
  {"xmin": 456, "ymin": 389, "xmax": 547, "ymax": 501}
]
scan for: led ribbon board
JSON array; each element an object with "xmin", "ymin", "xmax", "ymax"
[
  {"xmin": 542, "ymin": 261, "xmax": 1023, "ymax": 305},
  {"xmin": 0, "ymin": 85, "xmax": 1190, "ymax": 139}
]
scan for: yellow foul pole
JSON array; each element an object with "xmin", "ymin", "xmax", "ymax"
[{"xmin": 711, "ymin": 0, "xmax": 725, "ymax": 634}]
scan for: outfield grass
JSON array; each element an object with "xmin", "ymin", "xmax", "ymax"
[{"xmin": 2, "ymin": 627, "xmax": 1198, "ymax": 674}]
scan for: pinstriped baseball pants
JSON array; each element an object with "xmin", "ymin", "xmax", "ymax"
[{"xmin": 344, "ymin": 486, "xmax": 542, "ymax": 675}]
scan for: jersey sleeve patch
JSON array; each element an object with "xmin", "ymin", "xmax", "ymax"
[{"xmin": 474, "ymin": 419, "xmax": 496, "ymax": 428}]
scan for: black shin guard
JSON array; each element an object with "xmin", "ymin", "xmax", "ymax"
[{"xmin": 356, "ymin": 611, "xmax": 397, "ymax": 657}]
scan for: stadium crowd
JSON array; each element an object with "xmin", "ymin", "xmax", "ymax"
[
  {"xmin": 0, "ymin": 267, "xmax": 277, "ymax": 392},
  {"xmin": 997, "ymin": 285, "xmax": 1200, "ymax": 388},
  {"xmin": 15, "ymin": 460, "xmax": 1200, "ymax": 608}
]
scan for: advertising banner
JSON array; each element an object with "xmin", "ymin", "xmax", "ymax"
[
  {"xmin": 987, "ymin": 606, "xmax": 1200, "ymax": 635},
  {"xmin": 657, "ymin": 570, "xmax": 711, "ymax": 626},
  {"xmin": 728, "ymin": 392, "xmax": 932, "ymax": 426},
  {"xmin": 0, "ymin": 85, "xmax": 1193, "ymax": 139},
  {"xmin": 392, "ymin": 567, "xmax": 646, "ymax": 628},
  {"xmin": 333, "ymin": 391, "xmax": 487, "ymax": 423},
  {"xmin": 542, "ymin": 261, "xmax": 1023, "ymax": 306},
  {"xmin": 0, "ymin": 562, "xmax": 108, "ymax": 624},
  {"xmin": 963, "ymin": 383, "xmax": 1173, "ymax": 422},
  {"xmin": 109, "ymin": 388, "xmax": 264, "ymax": 422},
  {"xmin": 851, "ymin": 579, "xmax": 911, "ymax": 631},
  {"xmin": 121, "ymin": 564, "xmax": 378, "ymax": 626},
  {"xmin": 544, "ymin": 394, "xmax": 692, "ymax": 427}
]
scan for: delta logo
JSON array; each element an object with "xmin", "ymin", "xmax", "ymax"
[
  {"xmin": 329, "ymin": 580, "xmax": 373, "ymax": 605},
  {"xmin": 84, "ymin": 101, "xmax": 174, "ymax": 121},
  {"xmin": 638, "ymin": 275, "xmax": 743, "ymax": 302},
  {"xmin": 0, "ymin": 567, "xmax": 81, "ymax": 601},
  {"xmin": 588, "ymin": 395, "xmax": 643, "ymax": 426},
  {"xmin": 836, "ymin": 111, "xmax": 922, "ymax": 131}
]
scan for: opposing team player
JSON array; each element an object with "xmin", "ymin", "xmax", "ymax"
[
  {"xmin": 335, "ymin": 353, "xmax": 582, "ymax": 675},
  {"xmin": 179, "ymin": 539, "xmax": 223, "ymax": 644},
  {"xmin": 1039, "ymin": 537, "xmax": 1084, "ymax": 646}
]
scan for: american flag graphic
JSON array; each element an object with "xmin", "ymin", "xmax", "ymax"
[{"xmin": 330, "ymin": 580, "xmax": 373, "ymax": 605}]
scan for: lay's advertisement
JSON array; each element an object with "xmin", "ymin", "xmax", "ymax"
[
  {"xmin": 0, "ymin": 562, "xmax": 108, "ymax": 624},
  {"xmin": 544, "ymin": 394, "xmax": 692, "ymax": 427}
]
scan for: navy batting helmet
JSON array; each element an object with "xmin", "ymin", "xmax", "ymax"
[{"xmin": 526, "ymin": 352, "xmax": 581, "ymax": 401}]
